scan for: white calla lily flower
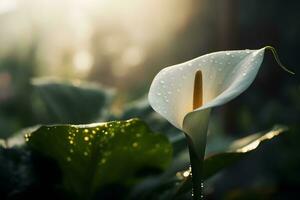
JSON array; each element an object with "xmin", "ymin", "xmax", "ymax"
[
  {"xmin": 149, "ymin": 48, "xmax": 264, "ymax": 129},
  {"xmin": 148, "ymin": 46, "xmax": 293, "ymax": 158},
  {"xmin": 148, "ymin": 46, "xmax": 293, "ymax": 199}
]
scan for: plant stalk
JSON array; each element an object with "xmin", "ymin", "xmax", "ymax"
[{"xmin": 187, "ymin": 139, "xmax": 204, "ymax": 200}]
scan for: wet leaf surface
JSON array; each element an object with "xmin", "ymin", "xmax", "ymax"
[{"xmin": 26, "ymin": 118, "xmax": 172, "ymax": 200}]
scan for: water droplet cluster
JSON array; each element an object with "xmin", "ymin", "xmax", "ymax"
[{"xmin": 25, "ymin": 119, "xmax": 172, "ymax": 172}]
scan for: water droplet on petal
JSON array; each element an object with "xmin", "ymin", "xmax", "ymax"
[
  {"xmin": 157, "ymin": 92, "xmax": 161, "ymax": 96},
  {"xmin": 243, "ymin": 72, "xmax": 247, "ymax": 76},
  {"xmin": 160, "ymin": 80, "xmax": 165, "ymax": 84},
  {"xmin": 226, "ymin": 52, "xmax": 231, "ymax": 56}
]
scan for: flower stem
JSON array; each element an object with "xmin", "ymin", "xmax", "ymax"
[{"xmin": 187, "ymin": 140, "xmax": 204, "ymax": 200}]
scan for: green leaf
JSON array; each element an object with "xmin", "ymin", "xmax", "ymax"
[
  {"xmin": 175, "ymin": 126, "xmax": 288, "ymax": 196},
  {"xmin": 32, "ymin": 78, "xmax": 114, "ymax": 124},
  {"xmin": 115, "ymin": 97, "xmax": 185, "ymax": 155},
  {"xmin": 26, "ymin": 118, "xmax": 172, "ymax": 200}
]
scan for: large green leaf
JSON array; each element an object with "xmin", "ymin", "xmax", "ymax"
[
  {"xmin": 32, "ymin": 78, "xmax": 113, "ymax": 124},
  {"xmin": 175, "ymin": 126, "xmax": 288, "ymax": 196},
  {"xmin": 26, "ymin": 118, "xmax": 172, "ymax": 200}
]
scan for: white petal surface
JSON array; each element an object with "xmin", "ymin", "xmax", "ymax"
[{"xmin": 148, "ymin": 48, "xmax": 265, "ymax": 130}]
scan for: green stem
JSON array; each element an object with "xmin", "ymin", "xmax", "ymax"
[{"xmin": 187, "ymin": 138, "xmax": 204, "ymax": 200}]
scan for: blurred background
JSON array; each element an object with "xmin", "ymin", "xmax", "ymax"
[{"xmin": 0, "ymin": 0, "xmax": 299, "ymax": 199}]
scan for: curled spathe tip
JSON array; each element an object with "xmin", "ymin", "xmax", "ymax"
[{"xmin": 265, "ymin": 46, "xmax": 295, "ymax": 75}]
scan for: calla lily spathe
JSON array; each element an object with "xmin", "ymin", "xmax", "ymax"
[{"xmin": 148, "ymin": 47, "xmax": 266, "ymax": 158}]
